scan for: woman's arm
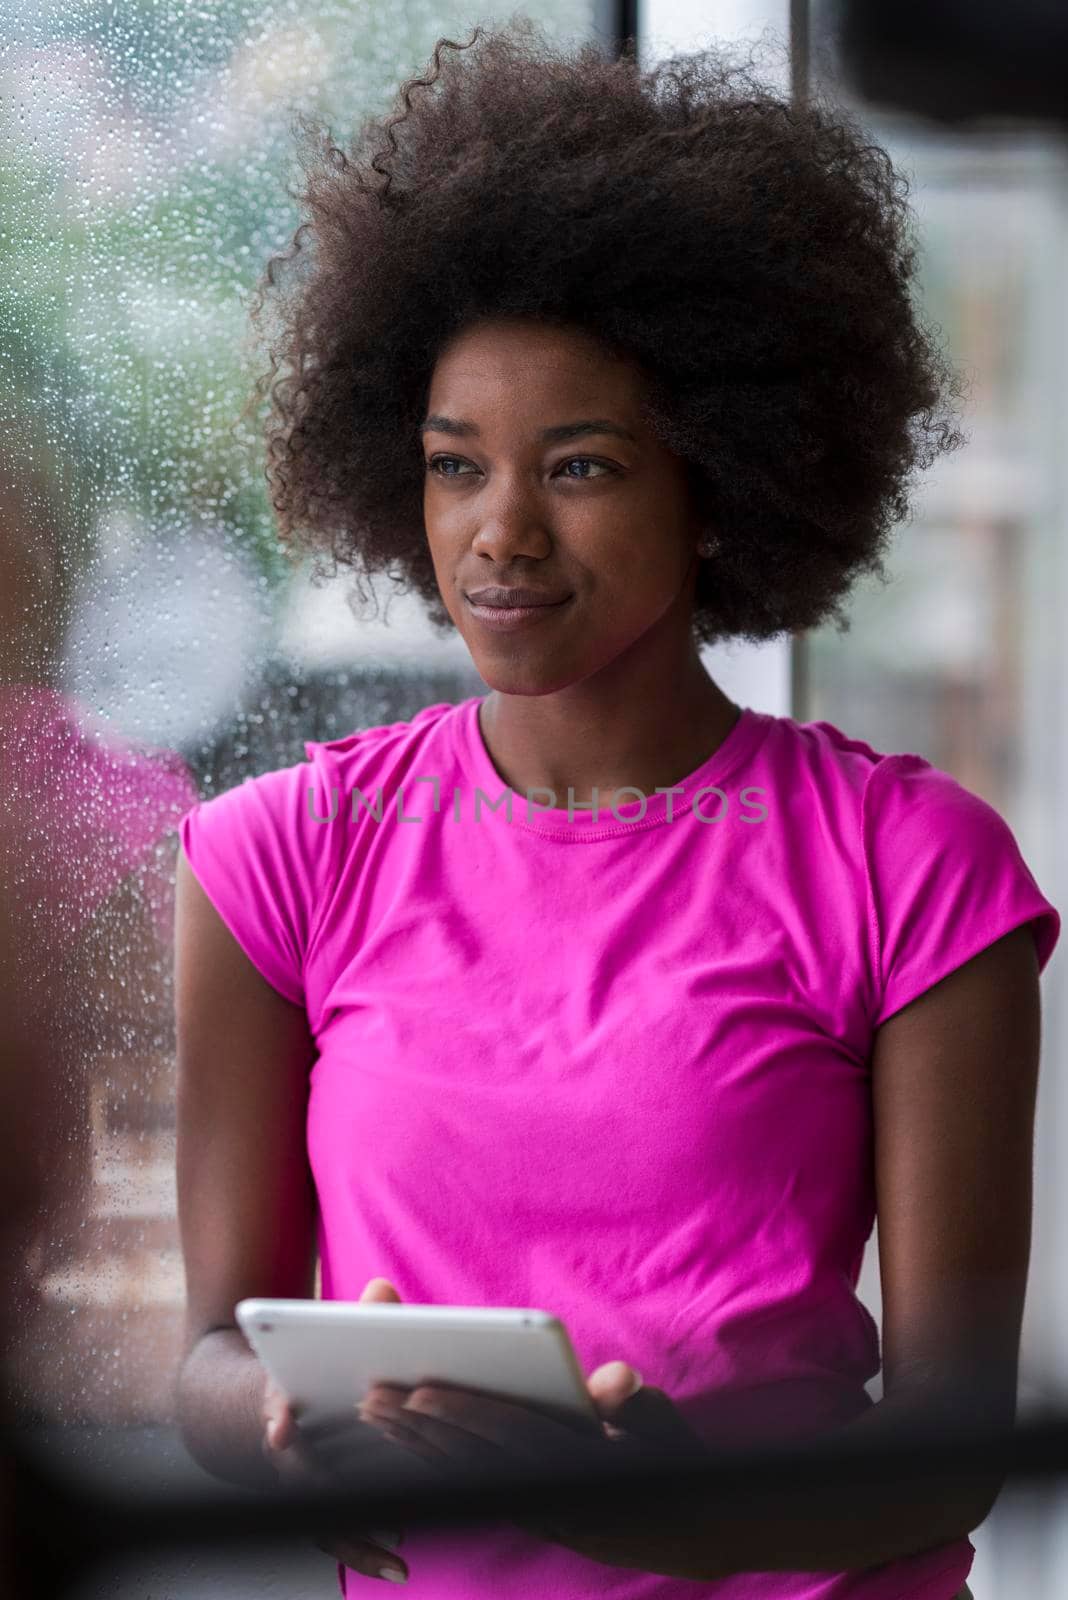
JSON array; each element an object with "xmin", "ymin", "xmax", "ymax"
[
  {"xmin": 173, "ymin": 842, "xmax": 319, "ymax": 1490},
  {"xmin": 679, "ymin": 922, "xmax": 1043, "ymax": 1578}
]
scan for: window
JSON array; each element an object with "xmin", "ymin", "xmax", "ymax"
[{"xmin": 1, "ymin": 0, "xmax": 596, "ymax": 1435}]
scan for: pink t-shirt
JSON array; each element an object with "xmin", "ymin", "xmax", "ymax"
[{"xmin": 179, "ymin": 696, "xmax": 1060, "ymax": 1600}]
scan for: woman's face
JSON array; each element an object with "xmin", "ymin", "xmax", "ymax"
[{"xmin": 420, "ymin": 316, "xmax": 706, "ymax": 697}]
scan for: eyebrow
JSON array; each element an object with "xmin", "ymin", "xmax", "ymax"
[{"xmin": 419, "ymin": 415, "xmax": 636, "ymax": 444}]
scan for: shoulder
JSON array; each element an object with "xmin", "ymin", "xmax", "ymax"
[
  {"xmin": 302, "ymin": 698, "xmax": 461, "ymax": 795},
  {"xmin": 857, "ymin": 743, "xmax": 1040, "ymax": 883},
  {"xmin": 755, "ymin": 713, "xmax": 1060, "ymax": 1020},
  {"xmin": 756, "ymin": 710, "xmax": 891, "ymax": 819},
  {"xmin": 182, "ymin": 699, "xmax": 462, "ymax": 838},
  {"xmin": 757, "ymin": 710, "xmax": 1011, "ymax": 835},
  {"xmin": 179, "ymin": 758, "xmax": 319, "ymax": 851}
]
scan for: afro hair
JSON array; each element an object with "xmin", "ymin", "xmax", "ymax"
[{"xmin": 243, "ymin": 16, "xmax": 966, "ymax": 650}]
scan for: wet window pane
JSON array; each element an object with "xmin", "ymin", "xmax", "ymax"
[{"xmin": 0, "ymin": 0, "xmax": 593, "ymax": 1437}]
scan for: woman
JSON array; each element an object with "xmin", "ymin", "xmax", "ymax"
[{"xmin": 174, "ymin": 20, "xmax": 1058, "ymax": 1599}]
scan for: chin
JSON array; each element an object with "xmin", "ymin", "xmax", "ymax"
[{"xmin": 469, "ymin": 654, "xmax": 579, "ymax": 698}]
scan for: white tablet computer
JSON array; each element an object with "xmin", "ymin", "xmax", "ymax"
[{"xmin": 235, "ymin": 1298, "xmax": 603, "ymax": 1436}]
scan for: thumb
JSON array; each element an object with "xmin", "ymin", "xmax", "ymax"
[
  {"xmin": 586, "ymin": 1363, "xmax": 707, "ymax": 1462},
  {"xmin": 587, "ymin": 1360, "xmax": 643, "ymax": 1407},
  {"xmin": 359, "ymin": 1277, "xmax": 403, "ymax": 1302}
]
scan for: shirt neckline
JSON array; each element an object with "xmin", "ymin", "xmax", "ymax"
[{"xmin": 450, "ymin": 693, "xmax": 772, "ymax": 841}]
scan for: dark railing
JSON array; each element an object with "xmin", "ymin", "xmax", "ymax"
[{"xmin": 9, "ymin": 1405, "xmax": 1068, "ymax": 1596}]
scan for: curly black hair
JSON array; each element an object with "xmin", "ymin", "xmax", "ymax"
[{"xmin": 243, "ymin": 17, "xmax": 967, "ymax": 650}]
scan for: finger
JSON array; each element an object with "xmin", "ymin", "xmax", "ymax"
[
  {"xmin": 367, "ymin": 1386, "xmax": 606, "ymax": 1470},
  {"xmin": 361, "ymin": 1398, "xmax": 498, "ymax": 1470},
  {"xmin": 267, "ymin": 1415, "xmax": 381, "ymax": 1485},
  {"xmin": 264, "ymin": 1411, "xmax": 297, "ymax": 1457},
  {"xmin": 598, "ymin": 1385, "xmax": 710, "ymax": 1464},
  {"xmin": 365, "ymin": 1402, "xmax": 588, "ymax": 1486},
  {"xmin": 298, "ymin": 1429, "xmax": 406, "ymax": 1482},
  {"xmin": 263, "ymin": 1387, "xmax": 296, "ymax": 1452},
  {"xmin": 316, "ymin": 1526, "xmax": 405, "ymax": 1555},
  {"xmin": 282, "ymin": 1430, "xmax": 401, "ymax": 1491},
  {"xmin": 365, "ymin": 1528, "xmax": 406, "ymax": 1551},
  {"xmin": 268, "ymin": 1436, "xmax": 338, "ymax": 1488},
  {"xmin": 366, "ymin": 1412, "xmax": 459, "ymax": 1471},
  {"xmin": 263, "ymin": 1413, "xmax": 287, "ymax": 1454},
  {"xmin": 316, "ymin": 1534, "xmax": 409, "ymax": 1583},
  {"xmin": 359, "ymin": 1277, "xmax": 403, "ymax": 1303},
  {"xmin": 298, "ymin": 1413, "xmax": 385, "ymax": 1449},
  {"xmin": 302, "ymin": 1422, "xmax": 449, "ymax": 1497},
  {"xmin": 363, "ymin": 1382, "xmax": 413, "ymax": 1408}
]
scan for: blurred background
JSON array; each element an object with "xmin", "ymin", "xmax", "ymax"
[{"xmin": 1, "ymin": 0, "xmax": 1065, "ymax": 1594}]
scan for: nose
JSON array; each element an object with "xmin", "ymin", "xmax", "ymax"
[{"xmin": 471, "ymin": 518, "xmax": 553, "ymax": 563}]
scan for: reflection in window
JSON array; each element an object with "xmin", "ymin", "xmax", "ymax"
[{"xmin": 0, "ymin": 0, "xmax": 593, "ymax": 1433}]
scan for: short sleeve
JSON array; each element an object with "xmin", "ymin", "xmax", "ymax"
[
  {"xmin": 178, "ymin": 757, "xmax": 338, "ymax": 1007},
  {"xmin": 863, "ymin": 753, "xmax": 1061, "ymax": 1029}
]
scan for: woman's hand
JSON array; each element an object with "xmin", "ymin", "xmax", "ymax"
[
  {"xmin": 260, "ymin": 1277, "xmax": 420, "ymax": 1584},
  {"xmin": 358, "ymin": 1357, "xmax": 715, "ymax": 1579}
]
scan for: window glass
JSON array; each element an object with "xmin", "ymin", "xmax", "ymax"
[
  {"xmin": 806, "ymin": 14, "xmax": 1068, "ymax": 1597},
  {"xmin": 0, "ymin": 0, "xmax": 595, "ymax": 1439}
]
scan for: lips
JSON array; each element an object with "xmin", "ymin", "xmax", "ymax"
[
  {"xmin": 465, "ymin": 587, "xmax": 571, "ymax": 608},
  {"xmin": 464, "ymin": 593, "xmax": 573, "ymax": 631}
]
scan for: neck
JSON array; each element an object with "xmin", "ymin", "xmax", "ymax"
[{"xmin": 479, "ymin": 653, "xmax": 740, "ymax": 808}]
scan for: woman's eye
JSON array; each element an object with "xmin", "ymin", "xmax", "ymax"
[{"xmin": 426, "ymin": 456, "xmax": 614, "ymax": 480}]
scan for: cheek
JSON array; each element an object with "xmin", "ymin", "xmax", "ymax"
[
  {"xmin": 598, "ymin": 546, "xmax": 689, "ymax": 627},
  {"xmin": 422, "ymin": 532, "xmax": 464, "ymax": 598}
]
